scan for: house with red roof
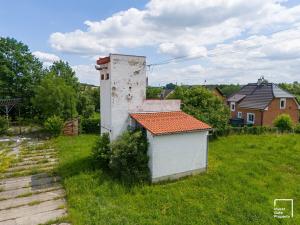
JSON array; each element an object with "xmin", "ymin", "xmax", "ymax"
[
  {"xmin": 227, "ymin": 77, "xmax": 299, "ymax": 126},
  {"xmin": 96, "ymin": 54, "xmax": 211, "ymax": 182}
]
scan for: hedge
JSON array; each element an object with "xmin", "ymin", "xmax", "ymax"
[
  {"xmin": 211, "ymin": 126, "xmax": 279, "ymax": 139},
  {"xmin": 81, "ymin": 117, "xmax": 100, "ymax": 134}
]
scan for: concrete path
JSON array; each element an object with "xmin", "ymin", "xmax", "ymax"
[{"xmin": 0, "ymin": 139, "xmax": 70, "ymax": 225}]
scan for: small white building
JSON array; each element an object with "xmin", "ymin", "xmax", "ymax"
[
  {"xmin": 130, "ymin": 111, "xmax": 211, "ymax": 182},
  {"xmin": 96, "ymin": 54, "xmax": 211, "ymax": 182}
]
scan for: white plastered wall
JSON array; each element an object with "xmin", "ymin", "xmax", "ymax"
[
  {"xmin": 147, "ymin": 130, "xmax": 208, "ymax": 182},
  {"xmin": 99, "ymin": 54, "xmax": 146, "ymax": 140}
]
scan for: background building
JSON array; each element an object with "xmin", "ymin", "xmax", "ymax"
[{"xmin": 227, "ymin": 77, "xmax": 300, "ymax": 126}]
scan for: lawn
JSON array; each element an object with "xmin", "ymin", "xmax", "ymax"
[{"xmin": 53, "ymin": 134, "xmax": 300, "ymax": 225}]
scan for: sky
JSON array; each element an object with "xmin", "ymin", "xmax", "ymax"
[{"xmin": 1, "ymin": 0, "xmax": 300, "ymax": 86}]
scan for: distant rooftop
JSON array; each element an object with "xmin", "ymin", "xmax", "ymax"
[
  {"xmin": 227, "ymin": 78, "xmax": 295, "ymax": 110},
  {"xmin": 130, "ymin": 111, "xmax": 211, "ymax": 136}
]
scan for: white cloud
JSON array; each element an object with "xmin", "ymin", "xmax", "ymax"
[
  {"xmin": 72, "ymin": 64, "xmax": 99, "ymax": 85},
  {"xmin": 33, "ymin": 51, "xmax": 60, "ymax": 66},
  {"xmin": 158, "ymin": 42, "xmax": 207, "ymax": 57},
  {"xmin": 49, "ymin": 0, "xmax": 300, "ymax": 84},
  {"xmin": 50, "ymin": 0, "xmax": 294, "ymax": 56}
]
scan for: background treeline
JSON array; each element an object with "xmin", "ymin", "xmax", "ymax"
[
  {"xmin": 1, "ymin": 37, "xmax": 299, "ymax": 135},
  {"xmin": 0, "ymin": 37, "xmax": 99, "ymax": 134},
  {"xmin": 147, "ymin": 83, "xmax": 300, "ymax": 101}
]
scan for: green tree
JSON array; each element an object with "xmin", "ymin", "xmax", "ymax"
[
  {"xmin": 168, "ymin": 86, "xmax": 230, "ymax": 129},
  {"xmin": 0, "ymin": 37, "xmax": 44, "ymax": 115},
  {"xmin": 279, "ymin": 82, "xmax": 300, "ymax": 102},
  {"xmin": 165, "ymin": 83, "xmax": 176, "ymax": 90},
  {"xmin": 32, "ymin": 73, "xmax": 78, "ymax": 120},
  {"xmin": 48, "ymin": 60, "xmax": 79, "ymax": 92},
  {"xmin": 77, "ymin": 92, "xmax": 95, "ymax": 118},
  {"xmin": 146, "ymin": 86, "xmax": 162, "ymax": 99},
  {"xmin": 89, "ymin": 87, "xmax": 100, "ymax": 112},
  {"xmin": 218, "ymin": 84, "xmax": 241, "ymax": 97},
  {"xmin": 80, "ymin": 84, "xmax": 100, "ymax": 112},
  {"xmin": 0, "ymin": 116, "xmax": 8, "ymax": 135}
]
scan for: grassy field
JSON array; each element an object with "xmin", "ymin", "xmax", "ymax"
[{"xmin": 53, "ymin": 134, "xmax": 300, "ymax": 225}]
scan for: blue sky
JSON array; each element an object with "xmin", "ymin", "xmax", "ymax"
[{"xmin": 1, "ymin": 0, "xmax": 300, "ymax": 85}]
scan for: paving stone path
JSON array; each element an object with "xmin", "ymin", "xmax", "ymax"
[{"xmin": 0, "ymin": 139, "xmax": 70, "ymax": 225}]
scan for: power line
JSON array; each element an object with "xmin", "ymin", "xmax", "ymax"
[{"xmin": 146, "ymin": 25, "xmax": 300, "ymax": 68}]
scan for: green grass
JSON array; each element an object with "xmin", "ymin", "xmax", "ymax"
[
  {"xmin": 54, "ymin": 134, "xmax": 300, "ymax": 225},
  {"xmin": 0, "ymin": 144, "xmax": 15, "ymax": 173}
]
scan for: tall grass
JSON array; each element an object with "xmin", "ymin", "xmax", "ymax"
[{"xmin": 54, "ymin": 134, "xmax": 300, "ymax": 225}]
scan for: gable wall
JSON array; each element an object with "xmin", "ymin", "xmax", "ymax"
[{"xmin": 262, "ymin": 98, "xmax": 299, "ymax": 126}]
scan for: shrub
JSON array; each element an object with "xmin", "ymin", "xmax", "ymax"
[
  {"xmin": 273, "ymin": 114, "xmax": 293, "ymax": 132},
  {"xmin": 81, "ymin": 117, "xmax": 100, "ymax": 134},
  {"xmin": 294, "ymin": 124, "xmax": 300, "ymax": 134},
  {"xmin": 0, "ymin": 116, "xmax": 8, "ymax": 135},
  {"xmin": 109, "ymin": 130, "xmax": 150, "ymax": 184},
  {"xmin": 44, "ymin": 116, "xmax": 64, "ymax": 137},
  {"xmin": 92, "ymin": 133, "xmax": 110, "ymax": 169}
]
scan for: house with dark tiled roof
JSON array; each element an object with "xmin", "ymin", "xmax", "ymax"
[{"xmin": 227, "ymin": 77, "xmax": 300, "ymax": 126}]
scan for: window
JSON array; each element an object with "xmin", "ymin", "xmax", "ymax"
[
  {"xmin": 101, "ymin": 74, "xmax": 105, "ymax": 80},
  {"xmin": 237, "ymin": 112, "xmax": 242, "ymax": 118},
  {"xmin": 280, "ymin": 98, "xmax": 286, "ymax": 109},
  {"xmin": 230, "ymin": 102, "xmax": 236, "ymax": 111},
  {"xmin": 106, "ymin": 73, "xmax": 110, "ymax": 80},
  {"xmin": 247, "ymin": 113, "xmax": 255, "ymax": 124}
]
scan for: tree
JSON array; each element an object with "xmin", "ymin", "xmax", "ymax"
[
  {"xmin": 218, "ymin": 84, "xmax": 241, "ymax": 97},
  {"xmin": 279, "ymin": 82, "xmax": 300, "ymax": 102},
  {"xmin": 32, "ymin": 73, "xmax": 78, "ymax": 120},
  {"xmin": 48, "ymin": 60, "xmax": 79, "ymax": 92},
  {"xmin": 80, "ymin": 84, "xmax": 100, "ymax": 112},
  {"xmin": 77, "ymin": 92, "xmax": 95, "ymax": 118},
  {"xmin": 89, "ymin": 87, "xmax": 100, "ymax": 112},
  {"xmin": 0, "ymin": 37, "xmax": 45, "ymax": 115},
  {"xmin": 165, "ymin": 83, "xmax": 176, "ymax": 90},
  {"xmin": 168, "ymin": 86, "xmax": 230, "ymax": 129},
  {"xmin": 146, "ymin": 86, "xmax": 162, "ymax": 99}
]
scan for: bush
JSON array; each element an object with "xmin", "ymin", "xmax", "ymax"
[
  {"xmin": 81, "ymin": 117, "xmax": 100, "ymax": 134},
  {"xmin": 92, "ymin": 133, "xmax": 111, "ymax": 169},
  {"xmin": 273, "ymin": 114, "xmax": 293, "ymax": 132},
  {"xmin": 109, "ymin": 130, "xmax": 150, "ymax": 184},
  {"xmin": 0, "ymin": 116, "xmax": 8, "ymax": 135},
  {"xmin": 44, "ymin": 116, "xmax": 64, "ymax": 137},
  {"xmin": 294, "ymin": 124, "xmax": 300, "ymax": 134}
]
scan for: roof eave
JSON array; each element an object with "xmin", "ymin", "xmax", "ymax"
[{"xmin": 150, "ymin": 128, "xmax": 212, "ymax": 136}]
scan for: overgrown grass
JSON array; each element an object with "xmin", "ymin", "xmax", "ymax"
[
  {"xmin": 54, "ymin": 134, "xmax": 300, "ymax": 225},
  {"xmin": 0, "ymin": 143, "xmax": 15, "ymax": 173}
]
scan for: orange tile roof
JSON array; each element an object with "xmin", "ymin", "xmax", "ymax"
[
  {"xmin": 97, "ymin": 56, "xmax": 110, "ymax": 65},
  {"xmin": 130, "ymin": 111, "xmax": 211, "ymax": 136}
]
